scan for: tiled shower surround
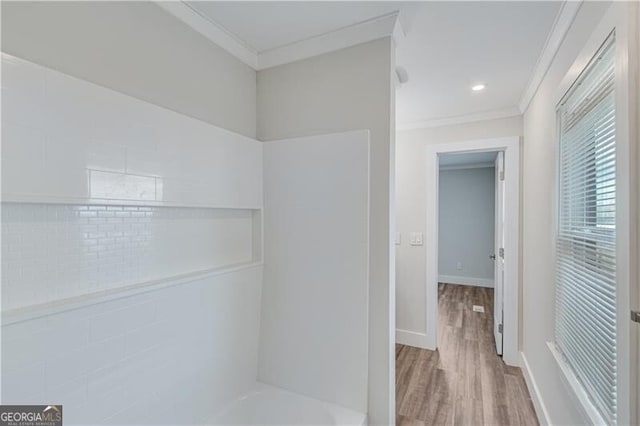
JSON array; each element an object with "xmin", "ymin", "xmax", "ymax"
[
  {"xmin": 0, "ymin": 54, "xmax": 265, "ymax": 425},
  {"xmin": 1, "ymin": 203, "xmax": 255, "ymax": 310}
]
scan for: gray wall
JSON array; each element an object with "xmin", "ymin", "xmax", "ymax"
[
  {"xmin": 438, "ymin": 167, "xmax": 495, "ymax": 284},
  {"xmin": 1, "ymin": 1, "xmax": 257, "ymax": 137},
  {"xmin": 257, "ymin": 38, "xmax": 395, "ymax": 425}
]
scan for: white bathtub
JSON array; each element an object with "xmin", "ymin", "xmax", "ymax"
[{"xmin": 210, "ymin": 383, "xmax": 367, "ymax": 426}]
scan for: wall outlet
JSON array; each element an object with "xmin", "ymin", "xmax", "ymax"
[
  {"xmin": 409, "ymin": 232, "xmax": 423, "ymax": 246},
  {"xmin": 456, "ymin": 261, "xmax": 463, "ymax": 270}
]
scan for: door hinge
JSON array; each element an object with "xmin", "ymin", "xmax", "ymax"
[
  {"xmin": 499, "ymin": 170, "xmax": 505, "ymax": 181},
  {"xmin": 632, "ymin": 310, "xmax": 640, "ymax": 323},
  {"xmin": 498, "ymin": 323, "xmax": 503, "ymax": 333},
  {"xmin": 499, "ymin": 247, "xmax": 504, "ymax": 259}
]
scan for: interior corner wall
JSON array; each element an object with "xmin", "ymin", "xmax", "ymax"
[
  {"xmin": 257, "ymin": 38, "xmax": 395, "ymax": 425},
  {"xmin": 521, "ymin": 2, "xmax": 614, "ymax": 424},
  {"xmin": 395, "ymin": 116, "xmax": 522, "ymax": 338},
  {"xmin": 438, "ymin": 167, "xmax": 495, "ymax": 286},
  {"xmin": 0, "ymin": 1, "xmax": 257, "ymax": 138}
]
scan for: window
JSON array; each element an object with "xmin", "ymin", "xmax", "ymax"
[{"xmin": 555, "ymin": 34, "xmax": 617, "ymax": 424}]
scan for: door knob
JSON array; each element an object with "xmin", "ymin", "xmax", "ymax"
[{"xmin": 489, "ymin": 254, "xmax": 496, "ymax": 260}]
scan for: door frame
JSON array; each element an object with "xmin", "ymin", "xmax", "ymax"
[
  {"xmin": 425, "ymin": 136, "xmax": 520, "ymax": 366},
  {"xmin": 494, "ymin": 151, "xmax": 505, "ymax": 356}
]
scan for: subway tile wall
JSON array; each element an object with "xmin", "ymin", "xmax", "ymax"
[
  {"xmin": 1, "ymin": 53, "xmax": 262, "ymax": 208},
  {"xmin": 1, "ymin": 53, "xmax": 265, "ymax": 424},
  {"xmin": 1, "ymin": 203, "xmax": 255, "ymax": 310},
  {"xmin": 1, "ymin": 265, "xmax": 263, "ymax": 425}
]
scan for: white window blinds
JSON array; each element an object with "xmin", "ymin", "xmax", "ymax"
[{"xmin": 556, "ymin": 34, "xmax": 617, "ymax": 425}]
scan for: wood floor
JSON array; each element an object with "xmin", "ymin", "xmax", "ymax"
[{"xmin": 396, "ymin": 284, "xmax": 538, "ymax": 426}]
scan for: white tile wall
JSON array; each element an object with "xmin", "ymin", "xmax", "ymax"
[
  {"xmin": 1, "ymin": 53, "xmax": 263, "ymax": 208},
  {"xmin": 1, "ymin": 265, "xmax": 263, "ymax": 425},
  {"xmin": 1, "ymin": 203, "xmax": 256, "ymax": 311},
  {"xmin": 0, "ymin": 52, "xmax": 266, "ymax": 425}
]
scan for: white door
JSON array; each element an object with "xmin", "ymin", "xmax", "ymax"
[{"xmin": 493, "ymin": 151, "xmax": 505, "ymax": 355}]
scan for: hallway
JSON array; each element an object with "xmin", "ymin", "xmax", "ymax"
[{"xmin": 396, "ymin": 284, "xmax": 539, "ymax": 425}]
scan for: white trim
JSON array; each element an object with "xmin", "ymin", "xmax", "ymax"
[
  {"xmin": 425, "ymin": 137, "xmax": 520, "ymax": 365},
  {"xmin": 395, "ymin": 329, "xmax": 429, "ymax": 349},
  {"xmin": 157, "ymin": 2, "xmax": 402, "ymax": 71},
  {"xmin": 520, "ymin": 351, "xmax": 552, "ymax": 426},
  {"xmin": 155, "ymin": 1, "xmax": 258, "ymax": 69},
  {"xmin": 631, "ymin": 3, "xmax": 640, "ymax": 426},
  {"xmin": 398, "ymin": 107, "xmax": 521, "ymax": 131},
  {"xmin": 439, "ymin": 162, "xmax": 494, "ymax": 171},
  {"xmin": 1, "ymin": 261, "xmax": 263, "ymax": 326},
  {"xmin": 438, "ymin": 275, "xmax": 494, "ymax": 288},
  {"xmin": 519, "ymin": 1, "xmax": 583, "ymax": 113},
  {"xmin": 547, "ymin": 342, "xmax": 606, "ymax": 425},
  {"xmin": 257, "ymin": 12, "xmax": 401, "ymax": 70}
]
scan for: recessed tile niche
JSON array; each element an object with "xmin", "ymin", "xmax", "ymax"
[
  {"xmin": 1, "ymin": 53, "xmax": 264, "ymax": 316},
  {"xmin": 1, "ymin": 203, "xmax": 262, "ymax": 312}
]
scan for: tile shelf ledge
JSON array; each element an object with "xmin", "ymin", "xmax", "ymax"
[
  {"xmin": 1, "ymin": 193, "xmax": 263, "ymax": 211},
  {"xmin": 1, "ymin": 260, "xmax": 264, "ymax": 326}
]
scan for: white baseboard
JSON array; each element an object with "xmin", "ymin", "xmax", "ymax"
[
  {"xmin": 520, "ymin": 351, "xmax": 551, "ymax": 426},
  {"xmin": 395, "ymin": 329, "xmax": 430, "ymax": 349},
  {"xmin": 438, "ymin": 274, "xmax": 494, "ymax": 288}
]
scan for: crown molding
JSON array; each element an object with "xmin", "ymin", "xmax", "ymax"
[
  {"xmin": 259, "ymin": 11, "xmax": 402, "ymax": 70},
  {"xmin": 398, "ymin": 106, "xmax": 522, "ymax": 131},
  {"xmin": 158, "ymin": 1, "xmax": 402, "ymax": 71},
  {"xmin": 156, "ymin": 1, "xmax": 258, "ymax": 68},
  {"xmin": 518, "ymin": 0, "xmax": 583, "ymax": 113}
]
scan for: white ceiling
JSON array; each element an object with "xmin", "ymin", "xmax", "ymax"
[
  {"xmin": 395, "ymin": 2, "xmax": 561, "ymax": 127},
  {"xmin": 177, "ymin": 1, "xmax": 562, "ymax": 128},
  {"xmin": 439, "ymin": 151, "xmax": 497, "ymax": 168}
]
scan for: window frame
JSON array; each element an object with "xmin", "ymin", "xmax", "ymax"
[
  {"xmin": 550, "ymin": 3, "xmax": 637, "ymax": 425},
  {"xmin": 555, "ymin": 33, "xmax": 617, "ymax": 424}
]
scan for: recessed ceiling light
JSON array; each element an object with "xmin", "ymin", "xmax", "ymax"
[{"xmin": 472, "ymin": 83, "xmax": 487, "ymax": 92}]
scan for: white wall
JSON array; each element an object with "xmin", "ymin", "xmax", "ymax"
[
  {"xmin": 1, "ymin": 1, "xmax": 256, "ymax": 138},
  {"xmin": 396, "ymin": 116, "xmax": 522, "ymax": 339},
  {"xmin": 1, "ymin": 38, "xmax": 264, "ymax": 424},
  {"xmin": 438, "ymin": 167, "xmax": 495, "ymax": 286},
  {"xmin": 520, "ymin": 2, "xmax": 616, "ymax": 424},
  {"xmin": 1, "ymin": 54, "xmax": 263, "ymax": 209},
  {"xmin": 257, "ymin": 38, "xmax": 395, "ymax": 425},
  {"xmin": 260, "ymin": 131, "xmax": 369, "ymax": 413},
  {"xmin": 1, "ymin": 266, "xmax": 263, "ymax": 425}
]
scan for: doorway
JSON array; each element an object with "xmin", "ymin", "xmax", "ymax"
[
  {"xmin": 425, "ymin": 137, "xmax": 520, "ymax": 366},
  {"xmin": 438, "ymin": 150, "xmax": 504, "ymax": 355}
]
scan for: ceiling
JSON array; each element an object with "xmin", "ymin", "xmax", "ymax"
[
  {"xmin": 175, "ymin": 1, "xmax": 563, "ymax": 128},
  {"xmin": 186, "ymin": 1, "xmax": 409, "ymax": 53},
  {"xmin": 439, "ymin": 152, "xmax": 497, "ymax": 169},
  {"xmin": 395, "ymin": 2, "xmax": 560, "ymax": 127}
]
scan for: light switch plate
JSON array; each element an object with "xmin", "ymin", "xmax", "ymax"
[
  {"xmin": 409, "ymin": 232, "xmax": 423, "ymax": 246},
  {"xmin": 395, "ymin": 232, "xmax": 401, "ymax": 245}
]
